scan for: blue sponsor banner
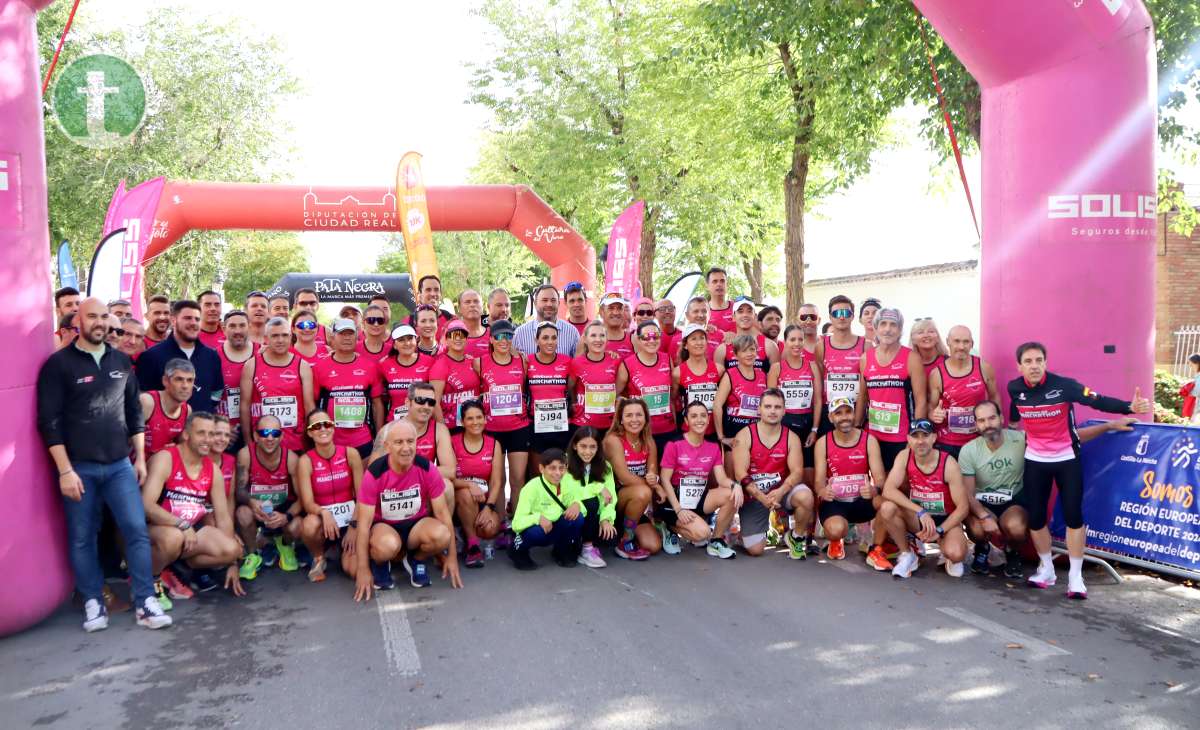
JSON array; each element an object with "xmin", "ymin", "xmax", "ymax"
[
  {"xmin": 1051, "ymin": 421, "xmax": 1200, "ymax": 573},
  {"xmin": 57, "ymin": 241, "xmax": 78, "ymax": 290}
]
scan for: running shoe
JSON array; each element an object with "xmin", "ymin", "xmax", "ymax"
[
  {"xmin": 552, "ymin": 546, "xmax": 578, "ymax": 568},
  {"xmin": 159, "ymin": 568, "xmax": 193, "ymax": 600},
  {"xmin": 1027, "ymin": 564, "xmax": 1057, "ymax": 589},
  {"xmin": 945, "ymin": 560, "xmax": 964, "ymax": 578},
  {"xmin": 577, "ymin": 544, "xmax": 607, "ymax": 568},
  {"xmin": 371, "ymin": 560, "xmax": 395, "ymax": 591},
  {"xmin": 881, "ymin": 539, "xmax": 900, "ymax": 560},
  {"xmin": 307, "ymin": 556, "xmax": 328, "ymax": 583},
  {"xmin": 1066, "ymin": 585, "xmax": 1088, "ymax": 600},
  {"xmin": 971, "ymin": 542, "xmax": 992, "ymax": 575},
  {"xmin": 295, "ymin": 544, "xmax": 313, "ymax": 570},
  {"xmin": 404, "ymin": 554, "xmax": 431, "ymax": 588},
  {"xmin": 495, "ymin": 529, "xmax": 512, "ymax": 550},
  {"xmin": 891, "ymin": 551, "xmax": 920, "ymax": 579},
  {"xmin": 239, "ymin": 552, "xmax": 263, "ymax": 581},
  {"xmin": 908, "ymin": 536, "xmax": 927, "ymax": 558},
  {"xmin": 260, "ymin": 538, "xmax": 279, "ymax": 568},
  {"xmin": 826, "ymin": 538, "xmax": 846, "ymax": 561},
  {"xmin": 153, "ymin": 580, "xmax": 173, "ymax": 611},
  {"xmin": 784, "ymin": 530, "xmax": 806, "ymax": 560},
  {"xmin": 464, "ymin": 543, "xmax": 485, "ymax": 569},
  {"xmin": 192, "ymin": 569, "xmax": 219, "ymax": 593},
  {"xmin": 82, "ymin": 598, "xmax": 108, "ymax": 633},
  {"xmin": 136, "ymin": 596, "xmax": 173, "ymax": 630},
  {"xmin": 657, "ymin": 522, "xmax": 681, "ymax": 555},
  {"xmin": 805, "ymin": 536, "xmax": 820, "ymax": 556},
  {"xmin": 1003, "ymin": 549, "xmax": 1024, "ymax": 579},
  {"xmin": 706, "ymin": 538, "xmax": 735, "ymax": 560},
  {"xmin": 615, "ymin": 540, "xmax": 650, "ymax": 561},
  {"xmin": 865, "ymin": 545, "xmax": 894, "ymax": 572},
  {"xmin": 276, "ymin": 537, "xmax": 299, "ymax": 572},
  {"xmin": 509, "ymin": 546, "xmax": 538, "ymax": 571}
]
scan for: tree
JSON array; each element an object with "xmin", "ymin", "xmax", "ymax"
[
  {"xmin": 220, "ymin": 233, "xmax": 309, "ymax": 305},
  {"xmin": 38, "ymin": 5, "xmax": 299, "ymax": 296}
]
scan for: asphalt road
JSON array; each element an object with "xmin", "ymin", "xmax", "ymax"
[{"xmin": 2, "ymin": 542, "xmax": 1198, "ymax": 729}]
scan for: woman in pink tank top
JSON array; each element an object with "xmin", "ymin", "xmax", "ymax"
[
  {"xmin": 295, "ymin": 408, "xmax": 363, "ymax": 582},
  {"xmin": 451, "ymin": 401, "xmax": 504, "ymax": 567}
]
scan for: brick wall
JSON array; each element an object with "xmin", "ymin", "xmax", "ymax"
[{"xmin": 1155, "ymin": 209, "xmax": 1200, "ymax": 369}]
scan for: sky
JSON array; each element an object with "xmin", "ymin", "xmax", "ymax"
[{"xmin": 96, "ymin": 0, "xmax": 1195, "ymax": 283}]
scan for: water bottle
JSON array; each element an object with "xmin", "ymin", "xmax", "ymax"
[{"xmin": 261, "ymin": 500, "xmax": 274, "ymax": 515}]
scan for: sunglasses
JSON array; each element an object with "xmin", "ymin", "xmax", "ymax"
[
  {"xmin": 635, "ymin": 309, "xmax": 654, "ymax": 317},
  {"xmin": 564, "ymin": 281, "xmax": 584, "ymax": 293},
  {"xmin": 306, "ymin": 420, "xmax": 335, "ymax": 432},
  {"xmin": 295, "ymin": 319, "xmax": 318, "ymax": 330},
  {"xmin": 640, "ymin": 333, "xmax": 660, "ymax": 342},
  {"xmin": 111, "ymin": 328, "xmax": 126, "ymax": 337},
  {"xmin": 831, "ymin": 308, "xmax": 853, "ymax": 319},
  {"xmin": 914, "ymin": 317, "xmax": 934, "ymax": 322},
  {"xmin": 256, "ymin": 428, "xmax": 283, "ymax": 438},
  {"xmin": 365, "ymin": 317, "xmax": 387, "ymax": 325},
  {"xmin": 410, "ymin": 395, "xmax": 437, "ymax": 407},
  {"xmin": 493, "ymin": 332, "xmax": 514, "ymax": 341},
  {"xmin": 799, "ymin": 314, "xmax": 818, "ymax": 322}
]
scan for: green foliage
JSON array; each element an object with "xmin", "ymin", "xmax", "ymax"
[
  {"xmin": 1155, "ymin": 369, "xmax": 1186, "ymax": 415},
  {"xmin": 220, "ymin": 233, "xmax": 309, "ymax": 305},
  {"xmin": 39, "ymin": 4, "xmax": 299, "ymax": 296}
]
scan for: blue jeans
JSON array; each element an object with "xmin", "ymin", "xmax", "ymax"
[
  {"xmin": 518, "ymin": 514, "xmax": 584, "ymax": 551},
  {"xmin": 64, "ymin": 460, "xmax": 155, "ymax": 606}
]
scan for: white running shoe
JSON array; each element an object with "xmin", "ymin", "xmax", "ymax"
[
  {"xmin": 706, "ymin": 539, "xmax": 735, "ymax": 560},
  {"xmin": 1027, "ymin": 563, "xmax": 1057, "ymax": 589},
  {"xmin": 944, "ymin": 560, "xmax": 964, "ymax": 578},
  {"xmin": 892, "ymin": 551, "xmax": 920, "ymax": 579},
  {"xmin": 657, "ymin": 522, "xmax": 681, "ymax": 555},
  {"xmin": 1066, "ymin": 573, "xmax": 1088, "ymax": 600},
  {"xmin": 82, "ymin": 598, "xmax": 108, "ymax": 633},
  {"xmin": 136, "ymin": 596, "xmax": 173, "ymax": 630},
  {"xmin": 576, "ymin": 544, "xmax": 607, "ymax": 568}
]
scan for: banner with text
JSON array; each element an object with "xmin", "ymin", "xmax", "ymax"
[
  {"xmin": 1051, "ymin": 422, "xmax": 1200, "ymax": 575},
  {"xmin": 604, "ymin": 200, "xmax": 644, "ymax": 300},
  {"xmin": 395, "ymin": 152, "xmax": 438, "ymax": 299},
  {"xmin": 57, "ymin": 241, "xmax": 78, "ymax": 290}
]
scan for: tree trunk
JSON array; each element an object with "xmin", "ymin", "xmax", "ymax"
[
  {"xmin": 637, "ymin": 205, "xmax": 660, "ymax": 299},
  {"xmin": 742, "ymin": 256, "xmax": 763, "ymax": 303},
  {"xmin": 778, "ymin": 41, "xmax": 813, "ymax": 322}
]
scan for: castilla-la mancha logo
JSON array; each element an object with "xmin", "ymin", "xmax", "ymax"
[{"xmin": 52, "ymin": 54, "xmax": 146, "ymax": 149}]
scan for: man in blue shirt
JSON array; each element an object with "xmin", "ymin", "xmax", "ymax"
[{"xmin": 136, "ymin": 299, "xmax": 223, "ymax": 412}]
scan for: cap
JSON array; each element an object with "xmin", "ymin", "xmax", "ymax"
[
  {"xmin": 535, "ymin": 320, "xmax": 559, "ymax": 334},
  {"xmin": 600, "ymin": 293, "xmax": 627, "ymax": 308},
  {"xmin": 829, "ymin": 397, "xmax": 854, "ymax": 413},
  {"xmin": 875, "ymin": 307, "xmax": 902, "ymax": 326},
  {"xmin": 338, "ymin": 304, "xmax": 361, "ymax": 317},
  {"xmin": 489, "ymin": 319, "xmax": 514, "ymax": 336},
  {"xmin": 445, "ymin": 319, "xmax": 468, "ymax": 335},
  {"xmin": 861, "ymin": 297, "xmax": 882, "ymax": 310},
  {"xmin": 331, "ymin": 317, "xmax": 357, "ymax": 333},
  {"xmin": 391, "ymin": 324, "xmax": 416, "ymax": 339},
  {"xmin": 908, "ymin": 418, "xmax": 935, "ymax": 434},
  {"xmin": 733, "ymin": 295, "xmax": 755, "ymax": 311},
  {"xmin": 681, "ymin": 323, "xmax": 708, "ymax": 340}
]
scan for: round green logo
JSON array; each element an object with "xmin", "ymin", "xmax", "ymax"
[{"xmin": 52, "ymin": 54, "xmax": 146, "ymax": 149}]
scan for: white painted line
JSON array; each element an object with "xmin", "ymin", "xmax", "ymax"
[
  {"xmin": 376, "ymin": 591, "xmax": 421, "ymax": 676},
  {"xmin": 830, "ymin": 558, "xmax": 867, "ymax": 573},
  {"xmin": 1145, "ymin": 623, "xmax": 1200, "ymax": 646},
  {"xmin": 936, "ymin": 606, "xmax": 1071, "ymax": 661}
]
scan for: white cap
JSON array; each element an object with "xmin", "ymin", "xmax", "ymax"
[
  {"xmin": 391, "ymin": 324, "xmax": 416, "ymax": 339},
  {"xmin": 681, "ymin": 323, "xmax": 708, "ymax": 340},
  {"xmin": 331, "ymin": 317, "xmax": 357, "ymax": 333},
  {"xmin": 599, "ymin": 293, "xmax": 627, "ymax": 308}
]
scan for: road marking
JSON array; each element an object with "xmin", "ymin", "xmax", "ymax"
[
  {"xmin": 376, "ymin": 592, "xmax": 421, "ymax": 676},
  {"xmin": 1145, "ymin": 623, "xmax": 1200, "ymax": 646},
  {"xmin": 588, "ymin": 566, "xmax": 659, "ymax": 601},
  {"xmin": 830, "ymin": 558, "xmax": 867, "ymax": 573},
  {"xmin": 936, "ymin": 606, "xmax": 1071, "ymax": 660}
]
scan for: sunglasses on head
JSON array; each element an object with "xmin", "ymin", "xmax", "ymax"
[
  {"xmin": 410, "ymin": 395, "xmax": 437, "ymax": 407},
  {"xmin": 635, "ymin": 309, "xmax": 654, "ymax": 317},
  {"xmin": 365, "ymin": 316, "xmax": 387, "ymax": 325},
  {"xmin": 831, "ymin": 308, "xmax": 853, "ymax": 319},
  {"xmin": 306, "ymin": 420, "xmax": 335, "ymax": 432},
  {"xmin": 799, "ymin": 314, "xmax": 818, "ymax": 322},
  {"xmin": 295, "ymin": 319, "xmax": 318, "ymax": 330},
  {"xmin": 256, "ymin": 428, "xmax": 283, "ymax": 439},
  {"xmin": 564, "ymin": 281, "xmax": 584, "ymax": 293},
  {"xmin": 415, "ymin": 304, "xmax": 437, "ymax": 313}
]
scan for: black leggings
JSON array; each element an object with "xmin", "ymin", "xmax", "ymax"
[
  {"xmin": 1023, "ymin": 458, "xmax": 1084, "ymax": 530},
  {"xmin": 582, "ymin": 497, "xmax": 604, "ymax": 544}
]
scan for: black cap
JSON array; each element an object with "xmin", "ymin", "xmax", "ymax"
[
  {"xmin": 489, "ymin": 319, "xmax": 515, "ymax": 336},
  {"xmin": 908, "ymin": 418, "xmax": 935, "ymax": 435}
]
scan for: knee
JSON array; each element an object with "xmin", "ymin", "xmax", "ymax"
[
  {"xmin": 426, "ymin": 521, "xmax": 452, "ymax": 552},
  {"xmin": 369, "ymin": 528, "xmax": 402, "ymax": 560},
  {"xmin": 823, "ymin": 517, "xmax": 847, "ymax": 540},
  {"xmin": 454, "ymin": 489, "xmax": 474, "ymax": 509},
  {"xmin": 155, "ymin": 528, "xmax": 183, "ymax": 555},
  {"xmin": 301, "ymin": 514, "xmax": 321, "ymax": 538},
  {"xmin": 744, "ymin": 542, "xmax": 765, "ymax": 557},
  {"xmin": 792, "ymin": 487, "xmax": 814, "ymax": 511},
  {"xmin": 878, "ymin": 501, "xmax": 897, "ymax": 520},
  {"xmin": 943, "ymin": 538, "xmax": 968, "ymax": 563},
  {"xmin": 235, "ymin": 506, "xmax": 254, "ymax": 529},
  {"xmin": 219, "ymin": 536, "xmax": 241, "ymax": 565}
]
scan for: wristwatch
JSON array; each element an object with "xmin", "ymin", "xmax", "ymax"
[
  {"xmin": 348, "ymin": 519, "xmax": 358, "ymax": 529},
  {"xmin": 935, "ymin": 526, "xmax": 945, "ymax": 536},
  {"xmin": 484, "ymin": 503, "xmax": 497, "ymax": 512},
  {"xmin": 176, "ymin": 519, "xmax": 191, "ymax": 531}
]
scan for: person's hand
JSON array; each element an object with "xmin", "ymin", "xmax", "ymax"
[
  {"xmin": 719, "ymin": 437, "xmax": 735, "ymax": 449},
  {"xmin": 181, "ymin": 527, "xmax": 197, "ymax": 554},
  {"xmin": 601, "ymin": 487, "xmax": 614, "ymax": 505},
  {"xmin": 475, "ymin": 507, "xmax": 498, "ymax": 534},
  {"xmin": 930, "ymin": 403, "xmax": 947, "ymax": 425},
  {"xmin": 473, "ymin": 488, "xmax": 487, "ymax": 504},
  {"xmin": 342, "ymin": 527, "xmax": 356, "ymax": 556},
  {"xmin": 978, "ymin": 513, "xmax": 999, "ymax": 536},
  {"xmin": 599, "ymin": 521, "xmax": 617, "ymax": 540},
  {"xmin": 804, "ymin": 431, "xmax": 816, "ymax": 448},
  {"xmin": 59, "ymin": 470, "xmax": 84, "ymax": 501},
  {"xmin": 564, "ymin": 502, "xmax": 581, "ymax": 521},
  {"xmin": 224, "ymin": 565, "xmax": 246, "ymax": 597},
  {"xmin": 731, "ymin": 485, "xmax": 745, "ymax": 510},
  {"xmin": 1108, "ymin": 417, "xmax": 1138, "ymax": 432},
  {"xmin": 766, "ymin": 487, "xmax": 785, "ymax": 510},
  {"xmin": 264, "ymin": 511, "xmax": 287, "ymax": 530},
  {"xmin": 442, "ymin": 553, "xmax": 464, "ymax": 589},
  {"xmin": 678, "ymin": 509, "xmax": 697, "ymax": 525},
  {"xmin": 917, "ymin": 513, "xmax": 938, "ymax": 542},
  {"xmin": 354, "ymin": 572, "xmax": 374, "ymax": 602},
  {"xmin": 859, "ymin": 481, "xmax": 873, "ymax": 500},
  {"xmin": 1130, "ymin": 386, "xmax": 1152, "ymax": 414},
  {"xmin": 645, "ymin": 472, "xmax": 659, "ymax": 487},
  {"xmin": 321, "ymin": 510, "xmax": 339, "ymax": 541},
  {"xmin": 539, "ymin": 516, "xmax": 553, "ymax": 533},
  {"xmin": 250, "ymin": 500, "xmax": 269, "ymax": 523},
  {"xmin": 134, "ymin": 458, "xmax": 147, "ymax": 486},
  {"xmin": 820, "ymin": 486, "xmax": 835, "ymax": 502}
]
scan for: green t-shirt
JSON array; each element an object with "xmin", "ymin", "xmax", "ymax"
[{"xmin": 957, "ymin": 429, "xmax": 1026, "ymax": 505}]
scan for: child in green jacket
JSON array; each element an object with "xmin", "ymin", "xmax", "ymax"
[
  {"xmin": 562, "ymin": 427, "xmax": 617, "ymax": 568},
  {"xmin": 510, "ymin": 449, "xmax": 586, "ymax": 570}
]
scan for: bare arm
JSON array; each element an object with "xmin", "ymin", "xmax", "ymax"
[
  {"xmin": 435, "ymin": 423, "xmax": 456, "ymax": 481},
  {"xmin": 604, "ymin": 435, "xmax": 649, "ymax": 489},
  {"xmin": 295, "ymin": 454, "xmax": 319, "ymax": 515},
  {"xmin": 909, "ymin": 350, "xmax": 928, "ymax": 419},
  {"xmin": 239, "ymin": 358, "xmax": 255, "ymax": 446},
  {"xmin": 940, "ymin": 459, "xmax": 970, "ymax": 532},
  {"xmin": 140, "ymin": 451, "xmax": 179, "ymax": 526},
  {"xmin": 853, "ymin": 354, "xmax": 868, "ymax": 425},
  {"xmin": 880, "ymin": 448, "xmax": 915, "ymax": 512}
]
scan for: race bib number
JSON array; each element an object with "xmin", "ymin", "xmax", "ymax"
[
  {"xmin": 331, "ymin": 394, "xmax": 368, "ymax": 428},
  {"xmin": 380, "ymin": 486, "xmax": 421, "ymax": 522},
  {"xmin": 911, "ymin": 487, "xmax": 946, "ymax": 515},
  {"xmin": 946, "ymin": 406, "xmax": 976, "ymax": 435},
  {"xmin": 678, "ymin": 475, "xmax": 707, "ymax": 510},
  {"xmin": 534, "ymin": 399, "xmax": 568, "ymax": 433},
  {"xmin": 642, "ymin": 385, "xmax": 670, "ymax": 416},
  {"xmin": 261, "ymin": 395, "xmax": 298, "ymax": 429},
  {"xmin": 391, "ymin": 403, "xmax": 409, "ymax": 421},
  {"xmin": 225, "ymin": 387, "xmax": 240, "ymax": 417},
  {"xmin": 738, "ymin": 393, "xmax": 761, "ymax": 419},
  {"xmin": 751, "ymin": 472, "xmax": 780, "ymax": 493},
  {"xmin": 326, "ymin": 499, "xmax": 355, "ymax": 528},
  {"xmin": 249, "ymin": 482, "xmax": 288, "ymax": 507},
  {"xmin": 465, "ymin": 476, "xmax": 489, "ymax": 495},
  {"xmin": 829, "ymin": 474, "xmax": 867, "ymax": 502},
  {"xmin": 977, "ymin": 486, "xmax": 1014, "ymax": 505},
  {"xmin": 686, "ymin": 383, "xmax": 716, "ymax": 410},
  {"xmin": 164, "ymin": 492, "xmax": 206, "ymax": 524},
  {"xmin": 868, "ymin": 400, "xmax": 901, "ymax": 435},
  {"xmin": 488, "ymin": 384, "xmax": 524, "ymax": 417},
  {"xmin": 781, "ymin": 381, "xmax": 813, "ymax": 411},
  {"xmin": 583, "ymin": 383, "xmax": 616, "ymax": 415},
  {"xmin": 825, "ymin": 374, "xmax": 858, "ymax": 403}
]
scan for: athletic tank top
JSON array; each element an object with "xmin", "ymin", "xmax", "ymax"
[
  {"xmin": 623, "ymin": 353, "xmax": 675, "ymax": 434},
  {"xmin": 568, "ymin": 319, "xmax": 590, "ymax": 336},
  {"xmin": 452, "ymin": 432, "xmax": 496, "ymax": 492},
  {"xmin": 217, "ymin": 343, "xmax": 256, "ymax": 427},
  {"xmin": 528, "ymin": 353, "xmax": 572, "ymax": 435},
  {"xmin": 355, "ymin": 337, "xmax": 393, "ymax": 364},
  {"xmin": 922, "ymin": 355, "xmax": 944, "ymax": 380},
  {"xmin": 429, "ymin": 353, "xmax": 480, "ymax": 429},
  {"xmin": 747, "ymin": 423, "xmax": 789, "ymax": 493},
  {"xmin": 778, "ymin": 352, "xmax": 816, "ymax": 416},
  {"xmin": 822, "ymin": 334, "xmax": 865, "ymax": 407},
  {"xmin": 907, "ymin": 448, "xmax": 955, "ymax": 516},
  {"xmin": 290, "ymin": 342, "xmax": 329, "ymax": 366},
  {"xmin": 312, "ymin": 354, "xmax": 380, "ymax": 448},
  {"xmin": 569, "ymin": 352, "xmax": 621, "ymax": 429},
  {"xmin": 307, "ymin": 445, "xmax": 354, "ymax": 507},
  {"xmin": 825, "ymin": 430, "xmax": 870, "ymax": 502},
  {"xmin": 159, "ymin": 446, "xmax": 212, "ymax": 524},
  {"xmin": 724, "ymin": 365, "xmax": 767, "ymax": 426},
  {"xmin": 863, "ymin": 345, "xmax": 914, "ymax": 443},
  {"xmin": 604, "ymin": 333, "xmax": 635, "ymax": 362},
  {"xmin": 378, "ymin": 353, "xmax": 435, "ymax": 422},
  {"xmin": 414, "ymin": 421, "xmax": 439, "ymax": 463},
  {"xmin": 678, "ymin": 358, "xmax": 721, "ymax": 435},
  {"xmin": 248, "ymin": 445, "xmax": 292, "ymax": 507},
  {"xmin": 708, "ymin": 303, "xmax": 735, "ymax": 334},
  {"xmin": 144, "ymin": 390, "xmax": 189, "ymax": 458},
  {"xmin": 479, "ymin": 353, "xmax": 530, "ymax": 432},
  {"xmin": 465, "ymin": 332, "xmax": 491, "ymax": 360},
  {"xmin": 218, "ymin": 452, "xmax": 236, "ymax": 498},
  {"xmin": 198, "ymin": 327, "xmax": 225, "ymax": 350},
  {"xmin": 620, "ymin": 436, "xmax": 649, "ymax": 479},
  {"xmin": 935, "ymin": 356, "xmax": 988, "ymax": 447},
  {"xmin": 249, "ymin": 352, "xmax": 306, "ymax": 451},
  {"xmin": 722, "ymin": 333, "xmax": 769, "ymax": 372}
]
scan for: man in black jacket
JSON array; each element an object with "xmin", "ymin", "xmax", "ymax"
[
  {"xmin": 136, "ymin": 299, "xmax": 223, "ymax": 412},
  {"xmin": 37, "ymin": 297, "xmax": 172, "ymax": 632}
]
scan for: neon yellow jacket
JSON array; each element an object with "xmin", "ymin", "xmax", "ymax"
[
  {"xmin": 511, "ymin": 475, "xmax": 587, "ymax": 533},
  {"xmin": 561, "ymin": 469, "xmax": 616, "ymax": 526}
]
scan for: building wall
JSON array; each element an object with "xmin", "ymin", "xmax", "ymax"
[{"xmin": 1155, "ymin": 209, "xmax": 1200, "ymax": 370}]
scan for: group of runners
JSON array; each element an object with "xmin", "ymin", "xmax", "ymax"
[{"xmin": 43, "ymin": 268, "xmax": 1151, "ymax": 631}]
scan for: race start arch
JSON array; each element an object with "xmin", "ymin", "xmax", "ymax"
[
  {"xmin": 265, "ymin": 273, "xmax": 417, "ymax": 311},
  {"xmin": 0, "ymin": 0, "xmax": 1156, "ymax": 635}
]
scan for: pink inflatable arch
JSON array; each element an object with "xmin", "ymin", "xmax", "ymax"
[{"xmin": 0, "ymin": 0, "xmax": 1155, "ymax": 634}]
